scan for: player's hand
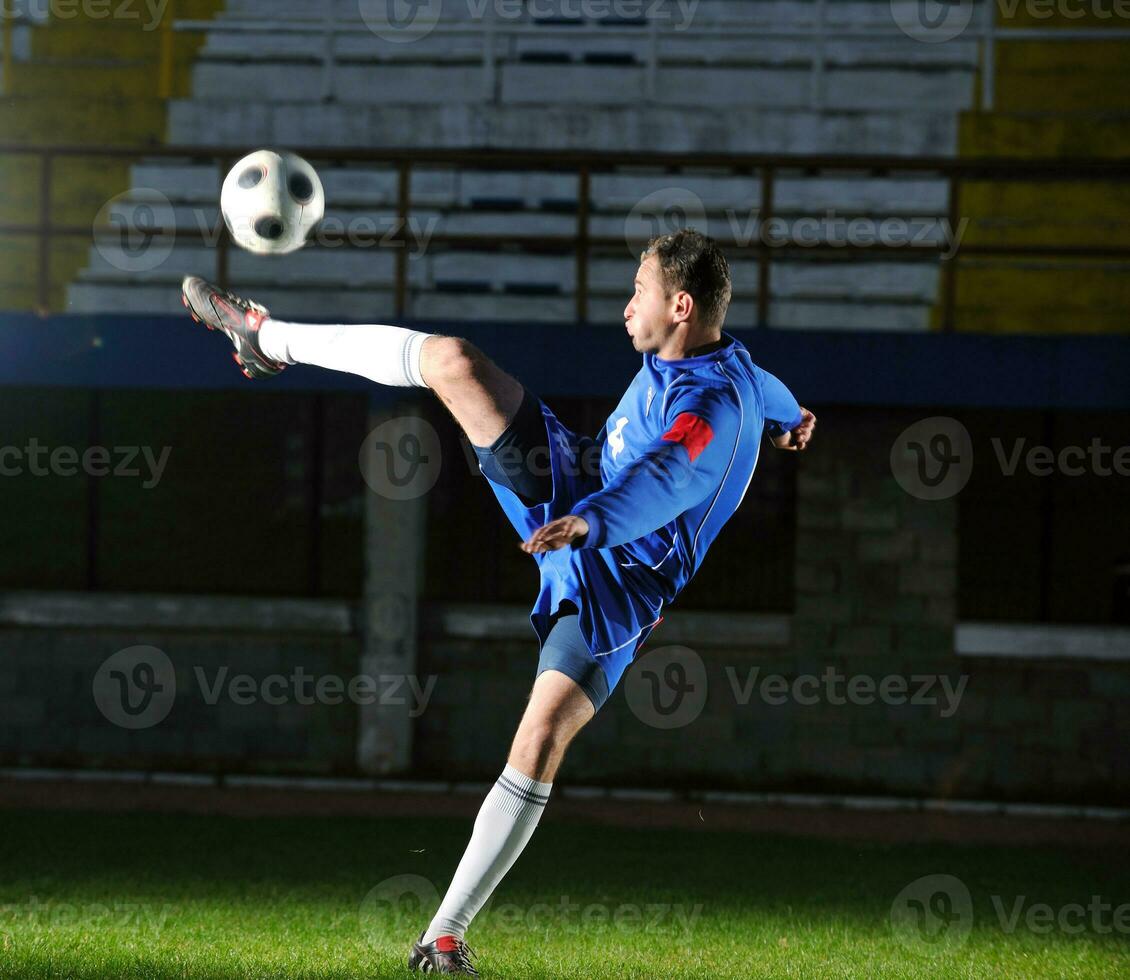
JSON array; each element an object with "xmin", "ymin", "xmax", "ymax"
[
  {"xmin": 520, "ymin": 515, "xmax": 590, "ymax": 554},
  {"xmin": 773, "ymin": 407, "xmax": 816, "ymax": 452}
]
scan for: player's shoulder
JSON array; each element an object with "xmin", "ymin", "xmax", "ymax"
[{"xmin": 664, "ymin": 367, "xmax": 743, "ymax": 422}]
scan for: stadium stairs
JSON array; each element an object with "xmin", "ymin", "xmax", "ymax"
[
  {"xmin": 0, "ymin": 0, "xmax": 224, "ymax": 312},
  {"xmin": 944, "ymin": 3, "xmax": 1130, "ymax": 333},
  {"xmin": 63, "ymin": 0, "xmax": 980, "ymax": 330}
]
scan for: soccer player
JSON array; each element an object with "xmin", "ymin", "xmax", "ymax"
[{"xmin": 180, "ymin": 229, "xmax": 814, "ymax": 976}]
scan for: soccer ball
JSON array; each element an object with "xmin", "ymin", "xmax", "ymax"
[{"xmin": 220, "ymin": 149, "xmax": 325, "ymax": 255}]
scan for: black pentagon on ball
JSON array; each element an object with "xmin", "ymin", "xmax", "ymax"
[
  {"xmin": 288, "ymin": 171, "xmax": 314, "ymax": 203},
  {"xmin": 254, "ymin": 215, "xmax": 286, "ymax": 240},
  {"xmin": 237, "ymin": 166, "xmax": 264, "ymax": 189}
]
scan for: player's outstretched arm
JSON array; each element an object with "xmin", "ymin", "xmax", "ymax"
[{"xmin": 771, "ymin": 407, "xmax": 817, "ymax": 452}]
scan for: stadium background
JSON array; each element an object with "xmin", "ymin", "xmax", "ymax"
[{"xmin": 0, "ymin": 0, "xmax": 1128, "ymax": 810}]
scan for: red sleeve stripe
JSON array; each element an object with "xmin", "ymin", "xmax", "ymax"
[{"xmin": 661, "ymin": 413, "xmax": 714, "ymax": 462}]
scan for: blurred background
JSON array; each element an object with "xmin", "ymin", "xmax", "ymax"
[{"xmin": 0, "ymin": 0, "xmax": 1128, "ymax": 811}]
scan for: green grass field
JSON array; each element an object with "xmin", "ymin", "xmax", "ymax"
[{"xmin": 0, "ymin": 808, "xmax": 1126, "ymax": 978}]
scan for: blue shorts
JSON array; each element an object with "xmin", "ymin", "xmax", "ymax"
[
  {"xmin": 536, "ymin": 606, "xmax": 611, "ymax": 713},
  {"xmin": 474, "ymin": 389, "xmax": 636, "ymax": 713}
]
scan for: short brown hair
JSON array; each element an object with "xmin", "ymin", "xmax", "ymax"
[{"xmin": 642, "ymin": 228, "xmax": 732, "ymax": 329}]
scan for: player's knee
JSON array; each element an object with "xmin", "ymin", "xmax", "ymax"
[
  {"xmin": 424, "ymin": 335, "xmax": 484, "ymax": 388},
  {"xmin": 512, "ymin": 719, "xmax": 568, "ymax": 771}
]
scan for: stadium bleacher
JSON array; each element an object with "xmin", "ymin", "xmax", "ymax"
[{"xmin": 65, "ymin": 0, "xmax": 979, "ymax": 328}]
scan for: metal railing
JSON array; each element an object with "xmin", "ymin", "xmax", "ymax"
[{"xmin": 2, "ymin": 144, "xmax": 1128, "ymax": 329}]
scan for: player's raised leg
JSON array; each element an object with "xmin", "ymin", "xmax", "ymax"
[
  {"xmin": 409, "ymin": 666, "xmax": 595, "ymax": 975},
  {"xmin": 180, "ymin": 276, "xmax": 523, "ymax": 447}
]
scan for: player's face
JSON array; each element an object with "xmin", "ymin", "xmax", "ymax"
[{"xmin": 623, "ymin": 257, "xmax": 677, "ymax": 354}]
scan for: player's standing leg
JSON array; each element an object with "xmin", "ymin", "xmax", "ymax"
[{"xmin": 408, "ymin": 666, "xmax": 595, "ymax": 974}]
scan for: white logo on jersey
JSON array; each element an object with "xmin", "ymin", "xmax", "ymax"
[
  {"xmin": 645, "ymin": 385, "xmax": 656, "ymax": 417},
  {"xmin": 608, "ymin": 417, "xmax": 630, "ymax": 460}
]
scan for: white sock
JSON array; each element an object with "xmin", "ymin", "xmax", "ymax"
[
  {"xmin": 257, "ymin": 319, "xmax": 431, "ymax": 388},
  {"xmin": 422, "ymin": 764, "xmax": 552, "ymax": 943}
]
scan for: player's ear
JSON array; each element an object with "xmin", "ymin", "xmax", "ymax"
[{"xmin": 673, "ymin": 289, "xmax": 694, "ymax": 323}]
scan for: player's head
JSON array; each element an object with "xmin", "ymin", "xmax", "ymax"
[{"xmin": 624, "ymin": 229, "xmax": 732, "ymax": 355}]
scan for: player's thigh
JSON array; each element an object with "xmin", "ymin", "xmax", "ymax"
[
  {"xmin": 421, "ymin": 335, "xmax": 525, "ymax": 448},
  {"xmin": 508, "ymin": 670, "xmax": 595, "ymax": 779}
]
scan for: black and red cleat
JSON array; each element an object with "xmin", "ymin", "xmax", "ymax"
[
  {"xmin": 180, "ymin": 275, "xmax": 284, "ymax": 380},
  {"xmin": 407, "ymin": 932, "xmax": 479, "ymax": 976}
]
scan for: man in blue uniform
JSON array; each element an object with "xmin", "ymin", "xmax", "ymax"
[{"xmin": 180, "ymin": 229, "xmax": 814, "ymax": 976}]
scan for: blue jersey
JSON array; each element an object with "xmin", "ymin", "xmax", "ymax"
[{"xmin": 485, "ymin": 332, "xmax": 802, "ymax": 681}]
